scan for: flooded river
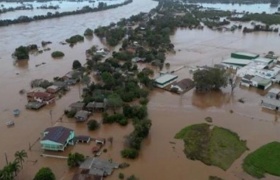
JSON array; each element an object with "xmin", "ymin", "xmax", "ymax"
[{"xmin": 0, "ymin": 0, "xmax": 280, "ymax": 179}]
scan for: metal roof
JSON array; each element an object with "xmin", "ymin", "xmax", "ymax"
[
  {"xmin": 222, "ymin": 58, "xmax": 251, "ymax": 66},
  {"xmin": 155, "ymin": 74, "xmax": 178, "ymax": 84},
  {"xmin": 42, "ymin": 126, "xmax": 73, "ymax": 144},
  {"xmin": 268, "ymin": 88, "xmax": 280, "ymax": 95}
]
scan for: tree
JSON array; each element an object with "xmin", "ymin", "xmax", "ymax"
[
  {"xmin": 84, "ymin": 28, "xmax": 94, "ymax": 36},
  {"xmin": 13, "ymin": 46, "xmax": 29, "ymax": 60},
  {"xmin": 107, "ymin": 93, "xmax": 123, "ymax": 112},
  {"xmin": 67, "ymin": 152, "xmax": 85, "ymax": 168},
  {"xmin": 14, "ymin": 150, "xmax": 28, "ymax": 168},
  {"xmin": 72, "ymin": 60, "xmax": 82, "ymax": 70},
  {"xmin": 121, "ymin": 148, "xmax": 139, "ymax": 159},
  {"xmin": 87, "ymin": 119, "xmax": 100, "ymax": 130},
  {"xmin": 51, "ymin": 51, "xmax": 64, "ymax": 58},
  {"xmin": 193, "ymin": 67, "xmax": 228, "ymax": 92},
  {"xmin": 34, "ymin": 167, "xmax": 55, "ymax": 180},
  {"xmin": 9, "ymin": 161, "xmax": 20, "ymax": 177}
]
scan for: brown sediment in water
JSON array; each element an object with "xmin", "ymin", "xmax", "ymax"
[{"xmin": 0, "ymin": 1, "xmax": 280, "ymax": 179}]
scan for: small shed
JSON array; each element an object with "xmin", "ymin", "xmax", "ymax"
[
  {"xmin": 75, "ymin": 135, "xmax": 91, "ymax": 143},
  {"xmin": 46, "ymin": 85, "xmax": 60, "ymax": 94},
  {"xmin": 69, "ymin": 102, "xmax": 85, "ymax": 111},
  {"xmin": 75, "ymin": 110, "xmax": 90, "ymax": 122},
  {"xmin": 261, "ymin": 98, "xmax": 280, "ymax": 111}
]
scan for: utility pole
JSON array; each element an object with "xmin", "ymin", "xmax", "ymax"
[
  {"xmin": 49, "ymin": 110, "xmax": 53, "ymax": 126},
  {"xmin": 4, "ymin": 152, "xmax": 8, "ymax": 165}
]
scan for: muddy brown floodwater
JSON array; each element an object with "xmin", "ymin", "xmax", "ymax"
[{"xmin": 0, "ymin": 1, "xmax": 280, "ymax": 179}]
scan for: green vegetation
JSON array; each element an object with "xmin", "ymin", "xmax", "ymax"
[
  {"xmin": 193, "ymin": 67, "xmax": 229, "ymax": 92},
  {"xmin": 102, "ymin": 113, "xmax": 128, "ymax": 126},
  {"xmin": 121, "ymin": 148, "xmax": 139, "ymax": 159},
  {"xmin": 72, "ymin": 60, "xmax": 82, "ymax": 70},
  {"xmin": 0, "ymin": 150, "xmax": 28, "ymax": 180},
  {"xmin": 87, "ymin": 119, "xmax": 100, "ymax": 130},
  {"xmin": 175, "ymin": 123, "xmax": 247, "ymax": 170},
  {"xmin": 66, "ymin": 34, "xmax": 84, "ymax": 44},
  {"xmin": 84, "ymin": 28, "xmax": 94, "ymax": 36},
  {"xmin": 51, "ymin": 51, "xmax": 65, "ymax": 58},
  {"xmin": 243, "ymin": 141, "xmax": 280, "ymax": 178},
  {"xmin": 34, "ymin": 167, "xmax": 55, "ymax": 180},
  {"xmin": 13, "ymin": 46, "xmax": 29, "ymax": 60},
  {"xmin": 119, "ymin": 173, "xmax": 125, "ymax": 179},
  {"xmin": 209, "ymin": 176, "xmax": 224, "ymax": 180},
  {"xmin": 67, "ymin": 152, "xmax": 85, "ymax": 168},
  {"xmin": 231, "ymin": 13, "xmax": 280, "ymax": 25}
]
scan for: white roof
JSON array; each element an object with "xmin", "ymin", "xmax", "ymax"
[
  {"xmin": 222, "ymin": 58, "xmax": 251, "ymax": 66},
  {"xmin": 155, "ymin": 74, "xmax": 178, "ymax": 84},
  {"xmin": 254, "ymin": 57, "xmax": 273, "ymax": 64},
  {"xmin": 268, "ymin": 88, "xmax": 280, "ymax": 95},
  {"xmin": 233, "ymin": 51, "xmax": 259, "ymax": 57}
]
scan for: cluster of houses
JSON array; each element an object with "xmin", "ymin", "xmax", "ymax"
[
  {"xmin": 221, "ymin": 51, "xmax": 280, "ymax": 90},
  {"xmin": 40, "ymin": 125, "xmax": 116, "ymax": 179},
  {"xmin": 66, "ymin": 100, "xmax": 107, "ymax": 122},
  {"xmin": 220, "ymin": 51, "xmax": 280, "ymax": 111},
  {"xmin": 25, "ymin": 70, "xmax": 82, "ymax": 110}
]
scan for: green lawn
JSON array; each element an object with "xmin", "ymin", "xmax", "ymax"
[
  {"xmin": 243, "ymin": 141, "xmax": 280, "ymax": 178},
  {"xmin": 175, "ymin": 123, "xmax": 247, "ymax": 170}
]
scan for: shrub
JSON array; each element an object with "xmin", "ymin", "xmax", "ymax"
[
  {"xmin": 84, "ymin": 28, "xmax": 94, "ymax": 36},
  {"xmin": 72, "ymin": 60, "xmax": 82, "ymax": 69},
  {"xmin": 51, "ymin": 51, "xmax": 65, "ymax": 58},
  {"xmin": 66, "ymin": 34, "xmax": 84, "ymax": 44},
  {"xmin": 119, "ymin": 173, "xmax": 125, "ymax": 179},
  {"xmin": 13, "ymin": 46, "xmax": 29, "ymax": 60},
  {"xmin": 121, "ymin": 148, "xmax": 139, "ymax": 159},
  {"xmin": 87, "ymin": 119, "xmax": 100, "ymax": 130}
]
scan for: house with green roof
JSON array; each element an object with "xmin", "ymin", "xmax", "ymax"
[
  {"xmin": 40, "ymin": 126, "xmax": 75, "ymax": 151},
  {"xmin": 251, "ymin": 76, "xmax": 272, "ymax": 90}
]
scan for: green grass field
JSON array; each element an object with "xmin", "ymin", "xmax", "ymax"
[
  {"xmin": 243, "ymin": 141, "xmax": 280, "ymax": 178},
  {"xmin": 175, "ymin": 123, "xmax": 247, "ymax": 170}
]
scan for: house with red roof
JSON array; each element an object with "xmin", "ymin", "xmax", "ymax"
[{"xmin": 27, "ymin": 91, "xmax": 55, "ymax": 104}]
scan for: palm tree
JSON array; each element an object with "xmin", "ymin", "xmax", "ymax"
[
  {"xmin": 2, "ymin": 163, "xmax": 14, "ymax": 180},
  {"xmin": 9, "ymin": 161, "xmax": 20, "ymax": 177},
  {"xmin": 14, "ymin": 150, "xmax": 28, "ymax": 168}
]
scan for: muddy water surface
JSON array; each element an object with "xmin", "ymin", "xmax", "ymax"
[{"xmin": 0, "ymin": 1, "xmax": 280, "ymax": 179}]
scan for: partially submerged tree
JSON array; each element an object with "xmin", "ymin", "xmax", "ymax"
[
  {"xmin": 67, "ymin": 152, "xmax": 85, "ymax": 168},
  {"xmin": 193, "ymin": 67, "xmax": 229, "ymax": 92},
  {"xmin": 34, "ymin": 167, "xmax": 55, "ymax": 180},
  {"xmin": 72, "ymin": 60, "xmax": 82, "ymax": 69}
]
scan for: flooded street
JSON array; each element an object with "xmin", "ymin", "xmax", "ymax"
[{"xmin": 0, "ymin": 0, "xmax": 280, "ymax": 179}]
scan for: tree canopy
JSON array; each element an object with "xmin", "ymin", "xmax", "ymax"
[
  {"xmin": 33, "ymin": 167, "xmax": 55, "ymax": 180},
  {"xmin": 193, "ymin": 68, "xmax": 229, "ymax": 92}
]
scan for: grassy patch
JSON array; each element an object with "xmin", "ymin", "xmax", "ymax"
[
  {"xmin": 243, "ymin": 141, "xmax": 280, "ymax": 178},
  {"xmin": 209, "ymin": 127, "xmax": 247, "ymax": 170},
  {"xmin": 175, "ymin": 123, "xmax": 247, "ymax": 170}
]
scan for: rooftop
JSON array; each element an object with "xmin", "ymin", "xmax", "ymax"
[
  {"xmin": 262, "ymin": 98, "xmax": 280, "ymax": 107},
  {"xmin": 222, "ymin": 58, "xmax": 252, "ymax": 67},
  {"xmin": 251, "ymin": 76, "xmax": 271, "ymax": 86},
  {"xmin": 42, "ymin": 126, "xmax": 73, "ymax": 144},
  {"xmin": 268, "ymin": 88, "xmax": 280, "ymax": 95},
  {"xmin": 231, "ymin": 51, "xmax": 259, "ymax": 58},
  {"xmin": 155, "ymin": 74, "xmax": 178, "ymax": 84}
]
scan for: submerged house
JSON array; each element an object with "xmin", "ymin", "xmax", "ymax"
[
  {"xmin": 86, "ymin": 101, "xmax": 107, "ymax": 112},
  {"xmin": 240, "ymin": 74, "xmax": 255, "ymax": 87},
  {"xmin": 75, "ymin": 110, "xmax": 91, "ymax": 122},
  {"xmin": 40, "ymin": 126, "xmax": 75, "ymax": 151},
  {"xmin": 78, "ymin": 157, "xmax": 119, "ymax": 179},
  {"xmin": 69, "ymin": 102, "xmax": 85, "ymax": 112},
  {"xmin": 154, "ymin": 74, "xmax": 178, "ymax": 88},
  {"xmin": 27, "ymin": 92, "xmax": 55, "ymax": 104},
  {"xmin": 170, "ymin": 78, "xmax": 194, "ymax": 93},
  {"xmin": 251, "ymin": 76, "xmax": 272, "ymax": 90},
  {"xmin": 261, "ymin": 88, "xmax": 280, "ymax": 111}
]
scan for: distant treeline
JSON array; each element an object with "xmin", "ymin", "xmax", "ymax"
[
  {"xmin": 0, "ymin": 0, "xmax": 132, "ymax": 27},
  {"xmin": 182, "ymin": 0, "xmax": 275, "ymax": 4}
]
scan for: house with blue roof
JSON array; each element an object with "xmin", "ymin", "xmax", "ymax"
[{"xmin": 40, "ymin": 126, "xmax": 75, "ymax": 151}]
